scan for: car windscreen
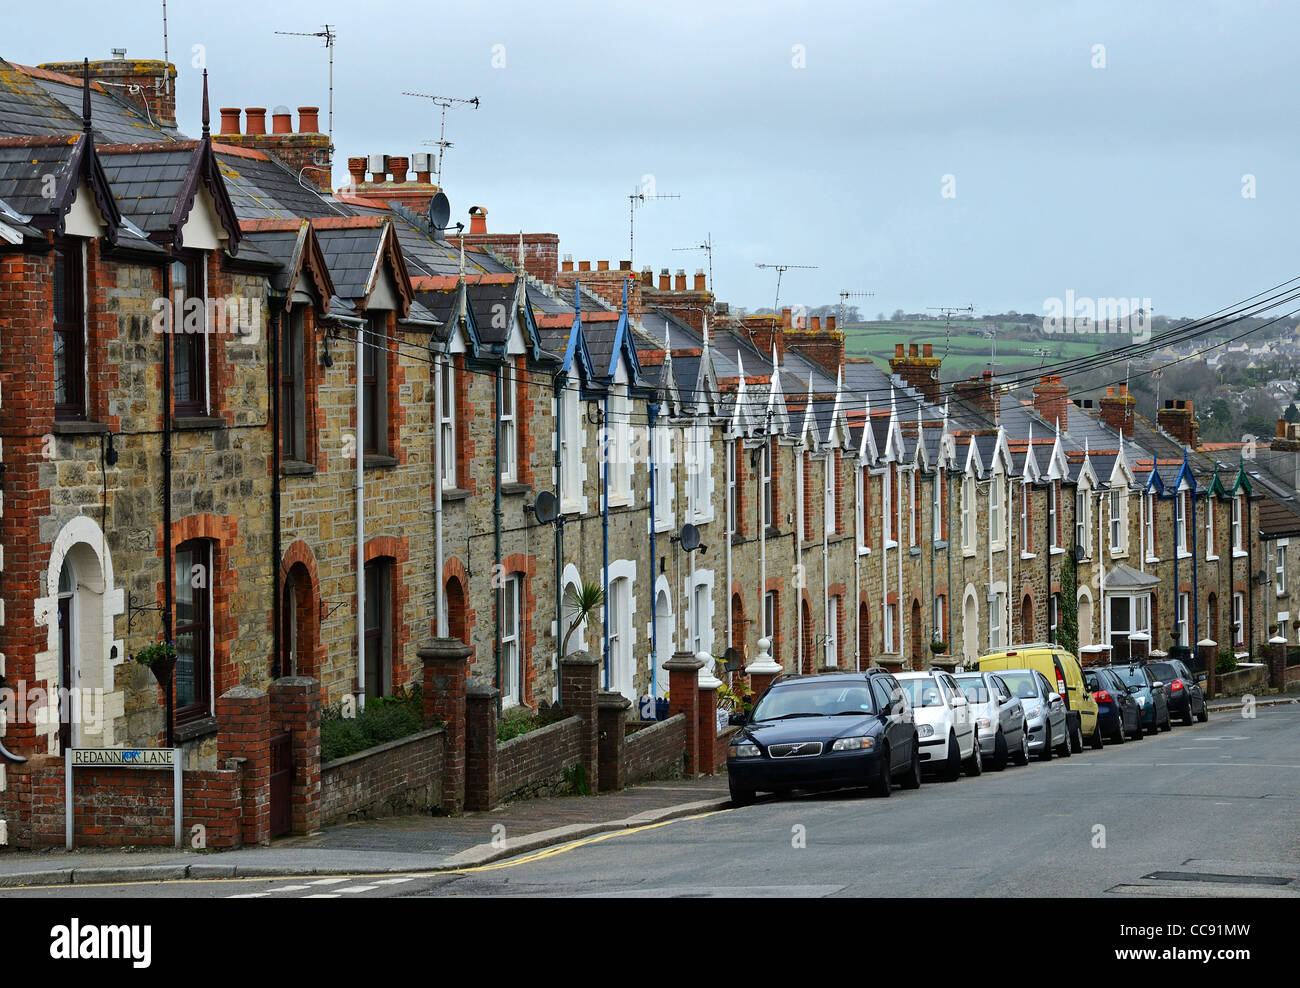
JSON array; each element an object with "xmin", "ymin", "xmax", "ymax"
[
  {"xmin": 1118, "ymin": 666, "xmax": 1149, "ymax": 688},
  {"xmin": 997, "ymin": 671, "xmax": 1039, "ymax": 699},
  {"xmin": 953, "ymin": 675, "xmax": 989, "ymax": 703},
  {"xmin": 752, "ymin": 682, "xmax": 877, "ymax": 721},
  {"xmin": 1148, "ymin": 663, "xmax": 1177, "ymax": 682},
  {"xmin": 897, "ymin": 678, "xmax": 945, "ymax": 707}
]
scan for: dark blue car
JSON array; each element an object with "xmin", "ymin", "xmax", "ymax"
[
  {"xmin": 1114, "ymin": 662, "xmax": 1172, "ymax": 734},
  {"xmin": 726, "ymin": 670, "xmax": 921, "ymax": 805},
  {"xmin": 1085, "ymin": 667, "xmax": 1142, "ymax": 743}
]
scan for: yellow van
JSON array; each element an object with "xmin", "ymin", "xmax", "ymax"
[{"xmin": 977, "ymin": 644, "xmax": 1102, "ymax": 751}]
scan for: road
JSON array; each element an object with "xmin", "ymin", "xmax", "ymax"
[{"xmin": 6, "ymin": 705, "xmax": 1299, "ymax": 898}]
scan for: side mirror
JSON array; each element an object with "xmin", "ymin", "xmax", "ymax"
[
  {"xmin": 728, "ymin": 712, "xmax": 748, "ymax": 727},
  {"xmin": 1151, "ymin": 681, "xmax": 1164, "ymax": 690},
  {"xmin": 1048, "ymin": 692, "xmax": 1062, "ymax": 705},
  {"xmin": 951, "ymin": 694, "xmax": 968, "ymax": 707}
]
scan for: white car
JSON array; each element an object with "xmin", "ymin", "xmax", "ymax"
[
  {"xmin": 895, "ymin": 671, "xmax": 982, "ymax": 780},
  {"xmin": 954, "ymin": 671, "xmax": 1030, "ymax": 771}
]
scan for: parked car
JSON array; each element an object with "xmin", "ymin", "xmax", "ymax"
[
  {"xmin": 953, "ymin": 671, "xmax": 1029, "ymax": 770},
  {"xmin": 1085, "ymin": 666, "xmax": 1143, "ymax": 743},
  {"xmin": 896, "ymin": 670, "xmax": 982, "ymax": 779},
  {"xmin": 995, "ymin": 668, "xmax": 1070, "ymax": 760},
  {"xmin": 1114, "ymin": 662, "xmax": 1172, "ymax": 734},
  {"xmin": 726, "ymin": 670, "xmax": 922, "ymax": 805},
  {"xmin": 1147, "ymin": 658, "xmax": 1209, "ymax": 725},
  {"xmin": 978, "ymin": 644, "xmax": 1102, "ymax": 751}
]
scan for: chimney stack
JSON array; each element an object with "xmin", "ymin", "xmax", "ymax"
[
  {"xmin": 1032, "ymin": 375, "xmax": 1069, "ymax": 433},
  {"xmin": 1098, "ymin": 384, "xmax": 1136, "ymax": 435},
  {"xmin": 952, "ymin": 372, "xmax": 999, "ymax": 422},
  {"xmin": 207, "ymin": 102, "xmax": 333, "ymax": 193},
  {"xmin": 889, "ymin": 339, "xmax": 943, "ymax": 405},
  {"xmin": 694, "ymin": 269, "xmax": 707, "ymax": 291},
  {"xmin": 1158, "ymin": 398, "xmax": 1200, "ymax": 449},
  {"xmin": 40, "ymin": 54, "xmax": 178, "ymax": 128}
]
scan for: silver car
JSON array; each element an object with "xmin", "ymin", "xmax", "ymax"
[
  {"xmin": 995, "ymin": 668, "xmax": 1069, "ymax": 761},
  {"xmin": 954, "ymin": 672, "xmax": 1029, "ymax": 771}
]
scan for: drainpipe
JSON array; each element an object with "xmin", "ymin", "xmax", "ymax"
[
  {"xmin": 434, "ymin": 351, "xmax": 446, "ymax": 638},
  {"xmin": 723, "ymin": 433, "xmax": 731, "ymax": 655},
  {"xmin": 495, "ymin": 361, "xmax": 505, "ymax": 710},
  {"xmin": 1191, "ymin": 487, "xmax": 1200, "ymax": 646},
  {"xmin": 795, "ymin": 449, "xmax": 804, "ymax": 667},
  {"xmin": 987, "ymin": 477, "xmax": 994, "ymax": 649},
  {"xmin": 881, "ymin": 467, "xmax": 888, "ymax": 655},
  {"xmin": 161, "ymin": 261, "xmax": 174, "ymax": 747},
  {"xmin": 1097, "ymin": 488, "xmax": 1105, "ymax": 649},
  {"xmin": 270, "ymin": 296, "xmax": 283, "ymax": 679},
  {"xmin": 1005, "ymin": 473, "xmax": 1012, "ymax": 643},
  {"xmin": 821, "ymin": 454, "xmax": 829, "ymax": 665},
  {"xmin": 929, "ymin": 469, "xmax": 936, "ymax": 651},
  {"xmin": 553, "ymin": 371, "xmax": 565, "ymax": 697},
  {"xmin": 1173, "ymin": 492, "xmax": 1180, "ymax": 648},
  {"xmin": 759, "ymin": 436, "xmax": 768, "ymax": 665},
  {"xmin": 1248, "ymin": 495, "xmax": 1256, "ymax": 655},
  {"xmin": 896, "ymin": 465, "xmax": 903, "ymax": 662},
  {"xmin": 946, "ymin": 470, "xmax": 952, "ymax": 650},
  {"xmin": 1045, "ymin": 480, "xmax": 1052, "ymax": 644},
  {"xmin": 355, "ymin": 322, "xmax": 366, "ymax": 710},
  {"xmin": 602, "ymin": 393, "xmax": 611, "ymax": 690},
  {"xmin": 854, "ymin": 462, "xmax": 862, "ymax": 668},
  {"xmin": 649, "ymin": 400, "xmax": 660, "ymax": 697}
]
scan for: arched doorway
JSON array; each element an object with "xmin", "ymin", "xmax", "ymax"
[
  {"xmin": 910, "ymin": 599, "xmax": 922, "ymax": 668},
  {"xmin": 800, "ymin": 598, "xmax": 813, "ymax": 673},
  {"xmin": 280, "ymin": 561, "xmax": 318, "ymax": 679},
  {"xmin": 1021, "ymin": 595, "xmax": 1034, "ymax": 644},
  {"xmin": 1078, "ymin": 592, "xmax": 1093, "ymax": 647},
  {"xmin": 56, "ymin": 557, "xmax": 76, "ymax": 753},
  {"xmin": 963, "ymin": 589, "xmax": 978, "ymax": 663},
  {"xmin": 858, "ymin": 601, "xmax": 870, "ymax": 670},
  {"xmin": 446, "ymin": 575, "xmax": 469, "ymax": 646},
  {"xmin": 654, "ymin": 582, "xmax": 673, "ymax": 697}
]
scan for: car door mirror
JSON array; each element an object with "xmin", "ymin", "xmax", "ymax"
[
  {"xmin": 1151, "ymin": 681, "xmax": 1164, "ymax": 690},
  {"xmin": 728, "ymin": 712, "xmax": 748, "ymax": 727},
  {"xmin": 951, "ymin": 694, "xmax": 968, "ymax": 707},
  {"xmin": 1048, "ymin": 692, "xmax": 1062, "ymax": 705}
]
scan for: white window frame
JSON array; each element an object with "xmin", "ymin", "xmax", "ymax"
[
  {"xmin": 1109, "ymin": 490, "xmax": 1123, "ymax": 553},
  {"xmin": 688, "ymin": 419, "xmax": 710, "ymax": 521},
  {"xmin": 764, "ymin": 589, "xmax": 778, "ymax": 660},
  {"xmin": 1206, "ymin": 496, "xmax": 1217, "ymax": 560},
  {"xmin": 990, "ymin": 474, "xmax": 1003, "ymax": 548},
  {"xmin": 1020, "ymin": 481, "xmax": 1031, "ymax": 553},
  {"xmin": 827, "ymin": 596, "xmax": 839, "ymax": 667},
  {"xmin": 909, "ymin": 469, "xmax": 919, "ymax": 546},
  {"xmin": 825, "ymin": 455, "xmax": 836, "ymax": 537},
  {"xmin": 691, "ymin": 580, "xmax": 712, "ymax": 657},
  {"xmin": 990, "ymin": 593, "xmax": 1004, "ymax": 650},
  {"xmin": 1232, "ymin": 495, "xmax": 1244, "ymax": 554},
  {"xmin": 1048, "ymin": 482, "xmax": 1060, "ymax": 551},
  {"xmin": 1232, "ymin": 592, "xmax": 1245, "ymax": 646},
  {"xmin": 883, "ymin": 464, "xmax": 896, "ymax": 548},
  {"xmin": 1177, "ymin": 592, "xmax": 1190, "ymax": 647},
  {"xmin": 961, "ymin": 474, "xmax": 974, "ymax": 553},
  {"xmin": 856, "ymin": 466, "xmax": 868, "ymax": 554},
  {"xmin": 561, "ymin": 382, "xmax": 584, "ymax": 512},
  {"xmin": 884, "ymin": 601, "xmax": 897, "ymax": 653},
  {"xmin": 1176, "ymin": 490, "xmax": 1189, "ymax": 557},
  {"xmin": 932, "ymin": 470, "xmax": 943, "ymax": 544},
  {"xmin": 1074, "ymin": 488, "xmax": 1087, "ymax": 556},
  {"xmin": 440, "ymin": 359, "xmax": 457, "ymax": 488},
  {"xmin": 500, "ymin": 369, "xmax": 518, "ymax": 483},
  {"xmin": 1145, "ymin": 492, "xmax": 1158, "ymax": 561},
  {"xmin": 500, "ymin": 573, "xmax": 522, "ymax": 707},
  {"xmin": 761, "ymin": 439, "xmax": 774, "ymax": 530},
  {"xmin": 1277, "ymin": 541, "xmax": 1288, "ymax": 596},
  {"xmin": 726, "ymin": 439, "xmax": 736, "ymax": 536}
]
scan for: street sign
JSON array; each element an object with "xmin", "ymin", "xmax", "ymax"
[{"xmin": 65, "ymin": 747, "xmax": 183, "ymax": 850}]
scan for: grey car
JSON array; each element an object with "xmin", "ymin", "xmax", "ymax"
[
  {"xmin": 954, "ymin": 672, "xmax": 1029, "ymax": 770},
  {"xmin": 995, "ymin": 668, "xmax": 1070, "ymax": 761}
]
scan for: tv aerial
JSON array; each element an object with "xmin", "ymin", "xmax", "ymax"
[
  {"xmin": 673, "ymin": 233, "xmax": 714, "ymax": 295},
  {"xmin": 275, "ymin": 25, "xmax": 336, "ymax": 152},
  {"xmin": 403, "ymin": 92, "xmax": 480, "ymax": 186}
]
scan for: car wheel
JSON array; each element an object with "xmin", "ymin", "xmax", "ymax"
[
  {"xmin": 729, "ymin": 780, "xmax": 755, "ymax": 807},
  {"xmin": 1056, "ymin": 721, "xmax": 1072, "ymax": 758},
  {"xmin": 1127, "ymin": 712, "xmax": 1142, "ymax": 740},
  {"xmin": 992, "ymin": 731, "xmax": 1008, "ymax": 771},
  {"xmin": 1013, "ymin": 729, "xmax": 1031, "ymax": 766},
  {"xmin": 1182, "ymin": 701, "xmax": 1195, "ymax": 726},
  {"xmin": 873, "ymin": 747, "xmax": 893, "ymax": 797},
  {"xmin": 964, "ymin": 736, "xmax": 983, "ymax": 776},
  {"xmin": 1160, "ymin": 707, "xmax": 1172, "ymax": 732},
  {"xmin": 1197, "ymin": 701, "xmax": 1209, "ymax": 723},
  {"xmin": 1089, "ymin": 723, "xmax": 1105, "ymax": 750},
  {"xmin": 1112, "ymin": 713, "xmax": 1128, "ymax": 744},
  {"xmin": 1037, "ymin": 728, "xmax": 1053, "ymax": 761},
  {"xmin": 1070, "ymin": 721, "xmax": 1084, "ymax": 754},
  {"xmin": 943, "ymin": 732, "xmax": 962, "ymax": 782},
  {"xmin": 901, "ymin": 738, "xmax": 922, "ymax": 790}
]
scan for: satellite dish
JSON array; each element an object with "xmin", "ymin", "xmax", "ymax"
[
  {"xmin": 1072, "ymin": 544, "xmax": 1086, "ymax": 563},
  {"xmin": 532, "ymin": 491, "xmax": 558, "ymax": 525},
  {"xmin": 679, "ymin": 523, "xmax": 700, "ymax": 552},
  {"xmin": 1256, "ymin": 569, "xmax": 1269, "ymax": 586},
  {"xmin": 428, "ymin": 192, "xmax": 451, "ymax": 231},
  {"xmin": 722, "ymin": 647, "xmax": 742, "ymax": 673}
]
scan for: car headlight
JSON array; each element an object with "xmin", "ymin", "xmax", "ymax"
[
  {"xmin": 729, "ymin": 743, "xmax": 761, "ymax": 759},
  {"xmin": 977, "ymin": 717, "xmax": 992, "ymax": 730},
  {"xmin": 831, "ymin": 736, "xmax": 874, "ymax": 751},
  {"xmin": 918, "ymin": 724, "xmax": 934, "ymax": 738}
]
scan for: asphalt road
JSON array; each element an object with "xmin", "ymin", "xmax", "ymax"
[{"xmin": 7, "ymin": 705, "xmax": 1299, "ymax": 898}]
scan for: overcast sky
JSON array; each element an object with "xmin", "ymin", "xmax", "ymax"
[{"xmin": 9, "ymin": 0, "xmax": 1299, "ymax": 320}]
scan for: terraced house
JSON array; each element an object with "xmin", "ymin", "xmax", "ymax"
[{"xmin": 0, "ymin": 51, "xmax": 1293, "ymax": 848}]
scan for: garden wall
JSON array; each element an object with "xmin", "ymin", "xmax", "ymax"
[
  {"xmin": 625, "ymin": 714, "xmax": 687, "ymax": 784},
  {"xmin": 320, "ymin": 727, "xmax": 445, "ymax": 825}
]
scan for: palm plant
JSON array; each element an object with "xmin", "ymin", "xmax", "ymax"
[{"xmin": 562, "ymin": 581, "xmax": 605, "ymax": 656}]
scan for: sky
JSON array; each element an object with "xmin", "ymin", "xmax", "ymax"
[{"xmin": 7, "ymin": 0, "xmax": 1299, "ymax": 321}]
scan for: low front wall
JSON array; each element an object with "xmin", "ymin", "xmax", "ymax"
[
  {"xmin": 625, "ymin": 714, "xmax": 687, "ymax": 784},
  {"xmin": 496, "ymin": 716, "xmax": 585, "ymax": 801},
  {"xmin": 320, "ymin": 727, "xmax": 445, "ymax": 826},
  {"xmin": 13, "ymin": 757, "xmax": 244, "ymax": 850},
  {"xmin": 1216, "ymin": 663, "xmax": 1270, "ymax": 697},
  {"xmin": 715, "ymin": 725, "xmax": 739, "ymax": 772}
]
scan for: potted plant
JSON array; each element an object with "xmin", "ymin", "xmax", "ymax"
[
  {"xmin": 133, "ymin": 640, "xmax": 177, "ymax": 688},
  {"xmin": 930, "ymin": 640, "xmax": 949, "ymax": 656}
]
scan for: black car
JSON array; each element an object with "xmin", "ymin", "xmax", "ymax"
[
  {"xmin": 726, "ymin": 670, "xmax": 921, "ymax": 805},
  {"xmin": 1114, "ymin": 662, "xmax": 1172, "ymax": 734},
  {"xmin": 1085, "ymin": 667, "xmax": 1142, "ymax": 743},
  {"xmin": 1147, "ymin": 658, "xmax": 1209, "ymax": 725}
]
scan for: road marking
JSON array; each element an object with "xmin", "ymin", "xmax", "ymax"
[
  {"xmin": 373, "ymin": 877, "xmax": 414, "ymax": 885},
  {"xmin": 303, "ymin": 893, "xmax": 341, "ymax": 898},
  {"xmin": 226, "ymin": 892, "xmax": 268, "ymax": 898},
  {"xmin": 338, "ymin": 885, "xmax": 379, "ymax": 894},
  {"xmin": 308, "ymin": 877, "xmax": 349, "ymax": 885},
  {"xmin": 268, "ymin": 884, "xmax": 311, "ymax": 893}
]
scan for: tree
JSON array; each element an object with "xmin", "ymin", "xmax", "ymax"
[
  {"xmin": 561, "ymin": 581, "xmax": 605, "ymax": 656},
  {"xmin": 891, "ymin": 309, "xmax": 905, "ymax": 322},
  {"xmin": 1058, "ymin": 553, "xmax": 1079, "ymax": 657}
]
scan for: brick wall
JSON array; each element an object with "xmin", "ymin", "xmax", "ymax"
[
  {"xmin": 496, "ymin": 716, "xmax": 586, "ymax": 800},
  {"xmin": 320, "ymin": 727, "xmax": 445, "ymax": 825},
  {"xmin": 624, "ymin": 713, "xmax": 687, "ymax": 784}
]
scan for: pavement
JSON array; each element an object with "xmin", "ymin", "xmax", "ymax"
[{"xmin": 0, "ymin": 776, "xmax": 730, "ymax": 890}]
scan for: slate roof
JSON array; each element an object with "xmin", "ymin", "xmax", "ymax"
[
  {"xmin": 217, "ymin": 149, "xmax": 346, "ymax": 222},
  {"xmin": 0, "ymin": 138, "xmax": 80, "ymax": 216},
  {"xmin": 97, "ymin": 144, "xmax": 197, "ymax": 233},
  {"xmin": 313, "ymin": 224, "xmax": 386, "ymax": 301},
  {"xmin": 466, "ymin": 281, "xmax": 517, "ymax": 345}
]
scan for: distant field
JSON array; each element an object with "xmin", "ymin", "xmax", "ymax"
[{"xmin": 844, "ymin": 321, "xmax": 1117, "ymax": 379}]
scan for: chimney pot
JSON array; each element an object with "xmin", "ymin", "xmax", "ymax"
[
  {"xmin": 578, "ymin": 260, "xmax": 591, "ymax": 272},
  {"xmin": 468, "ymin": 206, "xmax": 487, "ymax": 234},
  {"xmin": 674, "ymin": 269, "xmax": 687, "ymax": 291},
  {"xmin": 781, "ymin": 308, "xmax": 792, "ymax": 330},
  {"xmin": 659, "ymin": 269, "xmax": 671, "ymax": 291},
  {"xmin": 389, "ymin": 155, "xmax": 409, "ymax": 184},
  {"xmin": 245, "ymin": 107, "xmax": 267, "ymax": 135},
  {"xmin": 562, "ymin": 259, "xmax": 574, "ymax": 272},
  {"xmin": 810, "ymin": 316, "xmax": 821, "ymax": 332},
  {"xmin": 598, "ymin": 260, "xmax": 610, "ymax": 272},
  {"xmin": 909, "ymin": 343, "xmax": 919, "ymax": 357},
  {"xmin": 298, "ymin": 106, "xmax": 320, "ymax": 133},
  {"xmin": 895, "ymin": 343, "xmax": 905, "ymax": 357},
  {"xmin": 271, "ymin": 109, "xmax": 293, "ymax": 135},
  {"xmin": 827, "ymin": 316, "xmax": 837, "ymax": 332},
  {"xmin": 694, "ymin": 269, "xmax": 706, "ymax": 291},
  {"xmin": 218, "ymin": 107, "xmax": 241, "ymax": 135},
  {"xmin": 619, "ymin": 260, "xmax": 632, "ymax": 271}
]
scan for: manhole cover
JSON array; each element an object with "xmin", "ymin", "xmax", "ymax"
[{"xmin": 1142, "ymin": 871, "xmax": 1292, "ymax": 886}]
